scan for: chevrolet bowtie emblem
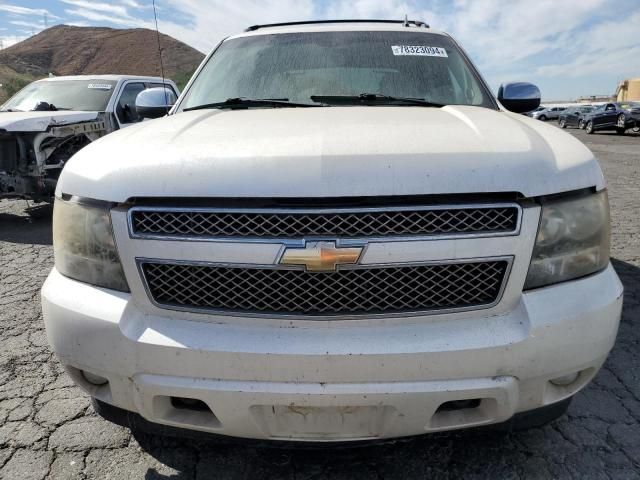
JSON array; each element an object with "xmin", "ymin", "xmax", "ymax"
[{"xmin": 279, "ymin": 242, "xmax": 363, "ymax": 272}]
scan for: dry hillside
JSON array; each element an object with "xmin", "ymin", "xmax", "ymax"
[{"xmin": 0, "ymin": 25, "xmax": 205, "ymax": 102}]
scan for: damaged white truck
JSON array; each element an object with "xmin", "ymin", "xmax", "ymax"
[{"xmin": 0, "ymin": 75, "xmax": 178, "ymax": 201}]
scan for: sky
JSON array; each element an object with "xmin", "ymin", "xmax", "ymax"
[{"xmin": 0, "ymin": 0, "xmax": 638, "ymax": 100}]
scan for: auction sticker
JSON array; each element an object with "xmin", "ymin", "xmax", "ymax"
[
  {"xmin": 87, "ymin": 83, "xmax": 113, "ymax": 90},
  {"xmin": 391, "ymin": 45, "xmax": 448, "ymax": 57}
]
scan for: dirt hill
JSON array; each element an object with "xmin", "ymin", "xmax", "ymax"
[{"xmin": 0, "ymin": 25, "xmax": 205, "ymax": 102}]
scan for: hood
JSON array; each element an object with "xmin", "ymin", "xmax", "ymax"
[
  {"xmin": 59, "ymin": 106, "xmax": 604, "ymax": 202},
  {"xmin": 0, "ymin": 110, "xmax": 100, "ymax": 132}
]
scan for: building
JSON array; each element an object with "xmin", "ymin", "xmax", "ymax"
[
  {"xmin": 616, "ymin": 78, "xmax": 640, "ymax": 101},
  {"xmin": 576, "ymin": 95, "xmax": 613, "ymax": 104}
]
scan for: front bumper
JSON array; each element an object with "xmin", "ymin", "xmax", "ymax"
[{"xmin": 42, "ymin": 265, "xmax": 622, "ymax": 441}]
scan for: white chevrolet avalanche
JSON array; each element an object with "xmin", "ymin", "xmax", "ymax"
[{"xmin": 42, "ymin": 20, "xmax": 622, "ymax": 443}]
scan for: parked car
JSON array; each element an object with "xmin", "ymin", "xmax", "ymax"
[
  {"xmin": 529, "ymin": 106, "xmax": 566, "ymax": 121},
  {"xmin": 42, "ymin": 20, "xmax": 621, "ymax": 443},
  {"xmin": 584, "ymin": 102, "xmax": 640, "ymax": 135},
  {"xmin": 558, "ymin": 105, "xmax": 593, "ymax": 129},
  {"xmin": 0, "ymin": 75, "xmax": 178, "ymax": 201},
  {"xmin": 525, "ymin": 105, "xmax": 545, "ymax": 116}
]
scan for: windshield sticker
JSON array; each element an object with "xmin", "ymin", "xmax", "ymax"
[
  {"xmin": 87, "ymin": 83, "xmax": 113, "ymax": 90},
  {"xmin": 391, "ymin": 45, "xmax": 448, "ymax": 57}
]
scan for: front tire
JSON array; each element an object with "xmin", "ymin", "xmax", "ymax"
[
  {"xmin": 617, "ymin": 113, "xmax": 626, "ymax": 129},
  {"xmin": 538, "ymin": 115, "xmax": 547, "ymax": 121},
  {"xmin": 586, "ymin": 121, "xmax": 595, "ymax": 134},
  {"xmin": 578, "ymin": 119, "xmax": 586, "ymax": 129},
  {"xmin": 559, "ymin": 119, "xmax": 566, "ymax": 128}
]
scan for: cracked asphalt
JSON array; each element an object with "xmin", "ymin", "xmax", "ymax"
[{"xmin": 0, "ymin": 128, "xmax": 639, "ymax": 479}]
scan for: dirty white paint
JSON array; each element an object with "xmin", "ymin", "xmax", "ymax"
[{"xmin": 58, "ymin": 105, "xmax": 605, "ymax": 202}]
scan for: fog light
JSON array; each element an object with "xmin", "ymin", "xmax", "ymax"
[
  {"xmin": 550, "ymin": 372, "xmax": 579, "ymax": 386},
  {"xmin": 82, "ymin": 370, "xmax": 108, "ymax": 386}
]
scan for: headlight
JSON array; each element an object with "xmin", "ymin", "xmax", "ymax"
[
  {"xmin": 53, "ymin": 197, "xmax": 129, "ymax": 292},
  {"xmin": 524, "ymin": 190, "xmax": 610, "ymax": 290}
]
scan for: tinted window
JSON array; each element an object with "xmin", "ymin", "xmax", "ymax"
[
  {"xmin": 181, "ymin": 31, "xmax": 495, "ymax": 109},
  {"xmin": 116, "ymin": 82, "xmax": 146, "ymax": 124},
  {"xmin": 2, "ymin": 80, "xmax": 116, "ymax": 112}
]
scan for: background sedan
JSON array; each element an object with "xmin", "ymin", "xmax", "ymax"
[
  {"xmin": 584, "ymin": 102, "xmax": 640, "ymax": 134},
  {"xmin": 559, "ymin": 105, "xmax": 594, "ymax": 129},
  {"xmin": 529, "ymin": 106, "xmax": 566, "ymax": 121}
]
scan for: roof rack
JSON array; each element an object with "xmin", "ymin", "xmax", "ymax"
[{"xmin": 244, "ymin": 19, "xmax": 430, "ymax": 32}]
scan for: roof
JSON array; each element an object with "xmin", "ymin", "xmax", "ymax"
[
  {"xmin": 229, "ymin": 20, "xmax": 446, "ymax": 40},
  {"xmin": 35, "ymin": 74, "xmax": 171, "ymax": 83}
]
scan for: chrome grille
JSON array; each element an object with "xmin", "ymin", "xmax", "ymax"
[
  {"xmin": 141, "ymin": 260, "xmax": 509, "ymax": 317},
  {"xmin": 130, "ymin": 205, "xmax": 519, "ymax": 239}
]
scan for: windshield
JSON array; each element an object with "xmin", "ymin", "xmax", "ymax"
[
  {"xmin": 1, "ymin": 80, "xmax": 117, "ymax": 112},
  {"xmin": 180, "ymin": 31, "xmax": 495, "ymax": 110}
]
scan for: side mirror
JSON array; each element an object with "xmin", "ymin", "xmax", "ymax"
[
  {"xmin": 135, "ymin": 87, "xmax": 177, "ymax": 119},
  {"xmin": 497, "ymin": 82, "xmax": 541, "ymax": 113}
]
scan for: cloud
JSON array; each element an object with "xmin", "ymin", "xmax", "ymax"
[
  {"xmin": 0, "ymin": 34, "xmax": 28, "ymax": 49},
  {"xmin": 323, "ymin": 0, "xmax": 415, "ymax": 19},
  {"xmin": 531, "ymin": 9, "xmax": 639, "ymax": 87},
  {"xmin": 440, "ymin": 0, "xmax": 612, "ymax": 65},
  {"xmin": 60, "ymin": 0, "xmax": 129, "ymax": 17},
  {"xmin": 64, "ymin": 8, "xmax": 149, "ymax": 29},
  {"xmin": 157, "ymin": 0, "xmax": 315, "ymax": 51},
  {"xmin": 0, "ymin": 3, "xmax": 60, "ymax": 19},
  {"xmin": 9, "ymin": 20, "xmax": 45, "ymax": 30},
  {"xmin": 64, "ymin": 21, "xmax": 90, "ymax": 27},
  {"xmin": 537, "ymin": 45, "xmax": 640, "ymax": 79},
  {"xmin": 119, "ymin": 0, "xmax": 148, "ymax": 8}
]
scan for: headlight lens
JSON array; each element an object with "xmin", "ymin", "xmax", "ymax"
[
  {"xmin": 53, "ymin": 198, "xmax": 129, "ymax": 292},
  {"xmin": 524, "ymin": 190, "xmax": 610, "ymax": 290}
]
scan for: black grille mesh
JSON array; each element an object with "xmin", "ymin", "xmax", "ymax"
[
  {"xmin": 142, "ymin": 261, "xmax": 509, "ymax": 316},
  {"xmin": 132, "ymin": 207, "xmax": 518, "ymax": 239}
]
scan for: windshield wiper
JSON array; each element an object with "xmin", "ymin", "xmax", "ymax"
[
  {"xmin": 183, "ymin": 97, "xmax": 320, "ymax": 111},
  {"xmin": 310, "ymin": 93, "xmax": 445, "ymax": 107}
]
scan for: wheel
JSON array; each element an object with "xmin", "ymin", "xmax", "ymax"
[
  {"xmin": 538, "ymin": 115, "xmax": 547, "ymax": 121},
  {"xmin": 578, "ymin": 119, "xmax": 585, "ymax": 129},
  {"xmin": 633, "ymin": 126, "xmax": 640, "ymax": 133},
  {"xmin": 585, "ymin": 121, "xmax": 594, "ymax": 134},
  {"xmin": 617, "ymin": 113, "xmax": 626, "ymax": 129},
  {"xmin": 559, "ymin": 119, "xmax": 566, "ymax": 128}
]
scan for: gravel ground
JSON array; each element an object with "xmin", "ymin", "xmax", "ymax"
[{"xmin": 0, "ymin": 127, "xmax": 639, "ymax": 479}]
